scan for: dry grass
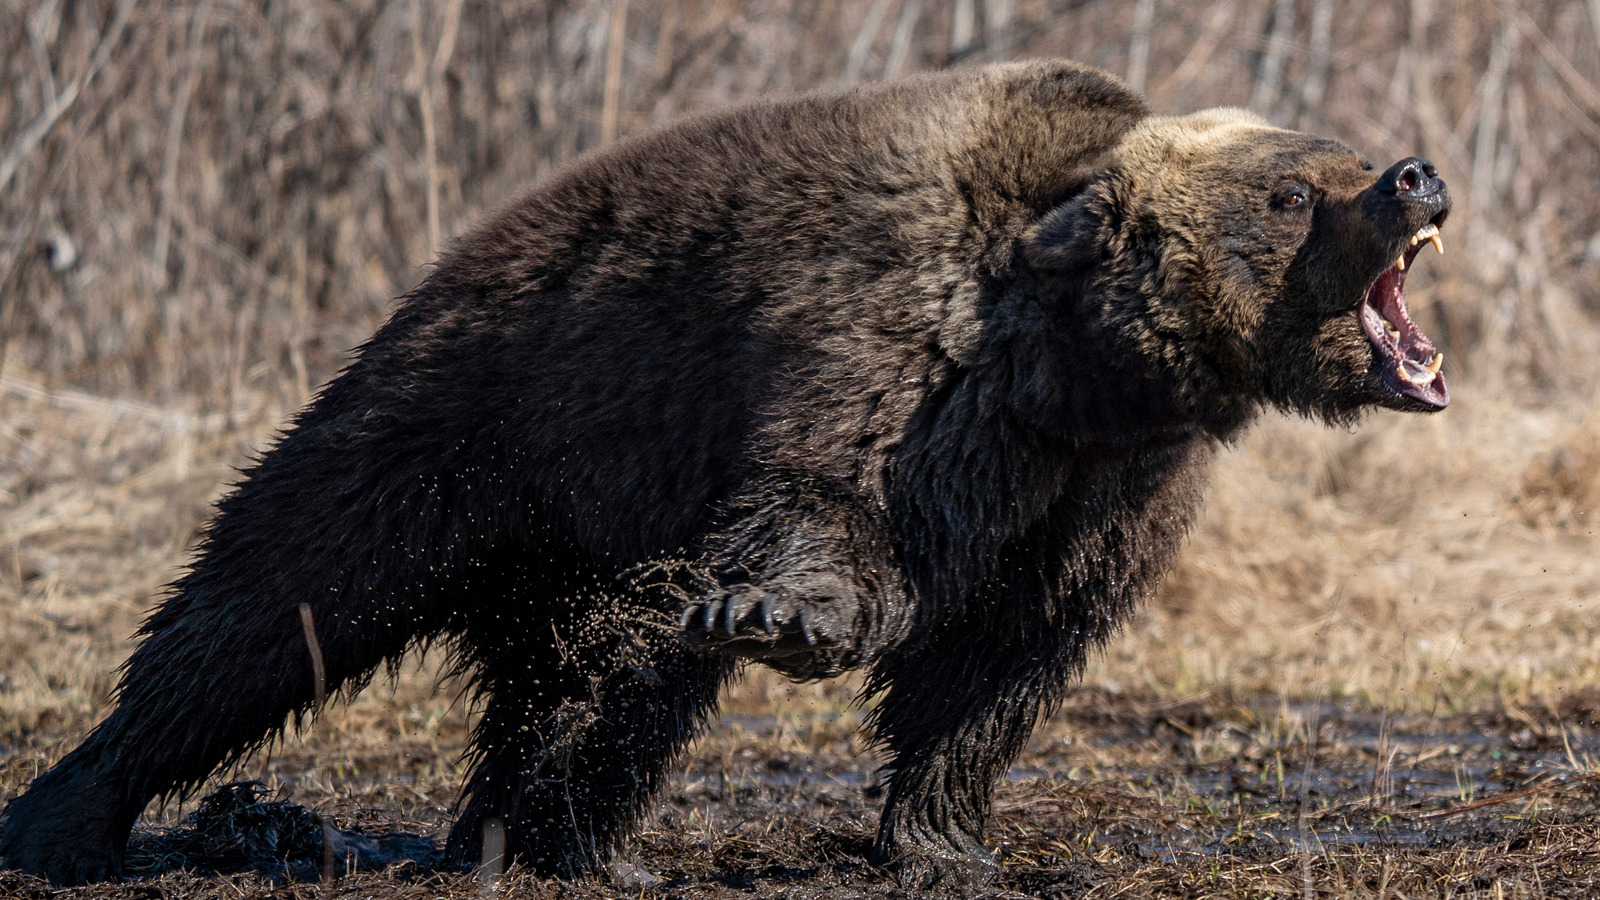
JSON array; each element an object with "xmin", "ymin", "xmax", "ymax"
[
  {"xmin": 5, "ymin": 0, "xmax": 1600, "ymax": 397},
  {"xmin": 4, "ymin": 1, "xmax": 1600, "ymax": 897}
]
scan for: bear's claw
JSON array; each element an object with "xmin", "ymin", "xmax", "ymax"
[{"xmin": 680, "ymin": 589, "xmax": 835, "ymax": 663}]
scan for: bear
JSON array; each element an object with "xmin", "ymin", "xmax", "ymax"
[{"xmin": 0, "ymin": 59, "xmax": 1451, "ymax": 886}]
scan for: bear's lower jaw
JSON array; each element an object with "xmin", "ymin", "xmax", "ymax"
[
  {"xmin": 1359, "ymin": 225, "xmax": 1448, "ymax": 411},
  {"xmin": 1363, "ymin": 303, "xmax": 1448, "ymax": 411}
]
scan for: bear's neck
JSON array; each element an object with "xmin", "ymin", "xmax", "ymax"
[
  {"xmin": 991, "ymin": 270, "xmax": 1259, "ymax": 446},
  {"xmin": 887, "ymin": 364, "xmax": 1220, "ymax": 624}
]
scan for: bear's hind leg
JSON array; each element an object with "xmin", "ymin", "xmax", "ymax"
[
  {"xmin": 0, "ymin": 565, "xmax": 443, "ymax": 884},
  {"xmin": 446, "ymin": 562, "xmax": 732, "ymax": 877},
  {"xmin": 0, "ymin": 408, "xmax": 474, "ymax": 884}
]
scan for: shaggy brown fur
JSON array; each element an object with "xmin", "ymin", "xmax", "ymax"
[{"xmin": 0, "ymin": 60, "xmax": 1449, "ymax": 887}]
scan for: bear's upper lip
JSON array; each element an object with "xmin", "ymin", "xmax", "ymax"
[{"xmin": 1360, "ymin": 218, "xmax": 1448, "ymax": 409}]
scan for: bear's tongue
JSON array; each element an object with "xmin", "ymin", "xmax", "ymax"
[{"xmin": 1360, "ymin": 224, "xmax": 1447, "ymax": 407}]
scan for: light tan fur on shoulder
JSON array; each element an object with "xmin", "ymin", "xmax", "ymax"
[{"xmin": 1116, "ymin": 107, "xmax": 1281, "ymax": 168}]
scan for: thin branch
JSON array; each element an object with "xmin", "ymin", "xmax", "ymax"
[
  {"xmin": 1470, "ymin": 22, "xmax": 1514, "ymax": 211},
  {"xmin": 883, "ymin": 0, "xmax": 922, "ymax": 80},
  {"xmin": 601, "ymin": 0, "xmax": 629, "ymax": 146},
  {"xmin": 1511, "ymin": 5, "xmax": 1600, "ymax": 125},
  {"xmin": 1154, "ymin": 0, "xmax": 1234, "ymax": 110},
  {"xmin": 433, "ymin": 0, "xmax": 465, "ymax": 76},
  {"xmin": 27, "ymin": 1, "xmax": 60, "ymax": 108},
  {"xmin": 152, "ymin": 0, "xmax": 213, "ymax": 290},
  {"xmin": 1250, "ymin": 0, "xmax": 1293, "ymax": 116},
  {"xmin": 0, "ymin": 0, "xmax": 136, "ymax": 193},
  {"xmin": 844, "ymin": 0, "xmax": 896, "ymax": 84},
  {"xmin": 949, "ymin": 0, "xmax": 975, "ymax": 55},
  {"xmin": 299, "ymin": 602, "xmax": 328, "ymax": 709},
  {"xmin": 410, "ymin": 0, "xmax": 441, "ymax": 256},
  {"xmin": 1591, "ymin": 0, "xmax": 1600, "ymax": 73},
  {"xmin": 984, "ymin": 0, "xmax": 1012, "ymax": 61},
  {"xmin": 1299, "ymin": 0, "xmax": 1332, "ymax": 122},
  {"xmin": 1126, "ymin": 0, "xmax": 1156, "ymax": 94},
  {"xmin": 1422, "ymin": 773, "xmax": 1600, "ymax": 819}
]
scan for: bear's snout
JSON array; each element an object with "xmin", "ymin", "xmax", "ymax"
[
  {"xmin": 1376, "ymin": 156, "xmax": 1444, "ymax": 201},
  {"xmin": 1361, "ymin": 156, "xmax": 1451, "ymax": 248},
  {"xmin": 1372, "ymin": 157, "xmax": 1450, "ymax": 232}
]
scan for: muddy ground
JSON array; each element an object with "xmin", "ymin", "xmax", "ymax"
[
  {"xmin": 6, "ymin": 685, "xmax": 1600, "ymax": 899},
  {"xmin": 7, "ymin": 2, "xmax": 1600, "ymax": 896}
]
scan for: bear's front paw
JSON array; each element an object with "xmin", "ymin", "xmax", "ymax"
[
  {"xmin": 883, "ymin": 846, "xmax": 1000, "ymax": 891},
  {"xmin": 679, "ymin": 573, "xmax": 860, "ymax": 676},
  {"xmin": 680, "ymin": 589, "xmax": 833, "ymax": 654}
]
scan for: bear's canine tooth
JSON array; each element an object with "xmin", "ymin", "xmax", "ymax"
[
  {"xmin": 1395, "ymin": 253, "xmax": 1406, "ymax": 271},
  {"xmin": 1397, "ymin": 359, "xmax": 1438, "ymax": 386},
  {"xmin": 1424, "ymin": 352, "xmax": 1443, "ymax": 374},
  {"xmin": 1408, "ymin": 223, "xmax": 1442, "ymax": 253}
]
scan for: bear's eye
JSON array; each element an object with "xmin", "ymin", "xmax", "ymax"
[{"xmin": 1273, "ymin": 185, "xmax": 1310, "ymax": 211}]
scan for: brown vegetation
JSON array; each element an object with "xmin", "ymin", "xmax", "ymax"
[{"xmin": 3, "ymin": 1, "xmax": 1600, "ymax": 897}]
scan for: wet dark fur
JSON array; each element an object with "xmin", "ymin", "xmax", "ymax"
[{"xmin": 0, "ymin": 61, "xmax": 1448, "ymax": 886}]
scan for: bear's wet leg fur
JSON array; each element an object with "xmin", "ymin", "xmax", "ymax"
[
  {"xmin": 864, "ymin": 435, "xmax": 1214, "ymax": 886},
  {"xmin": 682, "ymin": 479, "xmax": 913, "ymax": 680},
  {"xmin": 0, "ymin": 375, "xmax": 502, "ymax": 884},
  {"xmin": 445, "ymin": 555, "xmax": 735, "ymax": 876},
  {"xmin": 862, "ymin": 604, "xmax": 1070, "ymax": 886},
  {"xmin": 0, "ymin": 522, "xmax": 447, "ymax": 884}
]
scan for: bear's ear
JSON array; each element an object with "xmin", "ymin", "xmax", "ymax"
[{"xmin": 1023, "ymin": 185, "xmax": 1109, "ymax": 274}]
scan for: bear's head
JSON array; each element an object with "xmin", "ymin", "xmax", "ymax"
[{"xmin": 1026, "ymin": 108, "xmax": 1451, "ymax": 430}]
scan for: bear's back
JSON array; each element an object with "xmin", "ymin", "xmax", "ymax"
[{"xmin": 345, "ymin": 61, "xmax": 1148, "ymax": 565}]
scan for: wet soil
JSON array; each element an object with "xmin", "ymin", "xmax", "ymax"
[{"xmin": 7, "ymin": 689, "xmax": 1600, "ymax": 898}]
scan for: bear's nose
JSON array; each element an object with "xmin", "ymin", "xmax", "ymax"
[{"xmin": 1377, "ymin": 157, "xmax": 1444, "ymax": 199}]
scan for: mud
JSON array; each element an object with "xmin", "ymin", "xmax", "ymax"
[{"xmin": 7, "ymin": 690, "xmax": 1600, "ymax": 897}]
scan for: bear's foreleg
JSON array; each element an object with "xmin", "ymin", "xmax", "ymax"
[
  {"xmin": 863, "ymin": 610, "xmax": 1067, "ymax": 887},
  {"xmin": 680, "ymin": 483, "xmax": 910, "ymax": 680}
]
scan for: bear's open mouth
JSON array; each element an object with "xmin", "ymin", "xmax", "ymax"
[{"xmin": 1360, "ymin": 220, "xmax": 1448, "ymax": 408}]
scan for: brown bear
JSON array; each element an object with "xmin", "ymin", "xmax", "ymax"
[{"xmin": 0, "ymin": 60, "xmax": 1449, "ymax": 886}]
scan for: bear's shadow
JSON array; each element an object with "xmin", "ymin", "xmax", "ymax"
[{"xmin": 124, "ymin": 782, "xmax": 437, "ymax": 883}]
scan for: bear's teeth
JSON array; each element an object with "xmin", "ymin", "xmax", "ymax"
[
  {"xmin": 1397, "ymin": 358, "xmax": 1439, "ymax": 386},
  {"xmin": 1383, "ymin": 321, "xmax": 1401, "ymax": 342},
  {"xmin": 1424, "ymin": 351, "xmax": 1444, "ymax": 374},
  {"xmin": 1409, "ymin": 223, "xmax": 1444, "ymax": 255}
]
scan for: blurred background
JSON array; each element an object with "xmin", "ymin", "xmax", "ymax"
[{"xmin": 2, "ymin": 0, "xmax": 1599, "ymax": 740}]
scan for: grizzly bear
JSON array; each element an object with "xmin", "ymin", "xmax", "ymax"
[{"xmin": 0, "ymin": 60, "xmax": 1450, "ymax": 886}]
